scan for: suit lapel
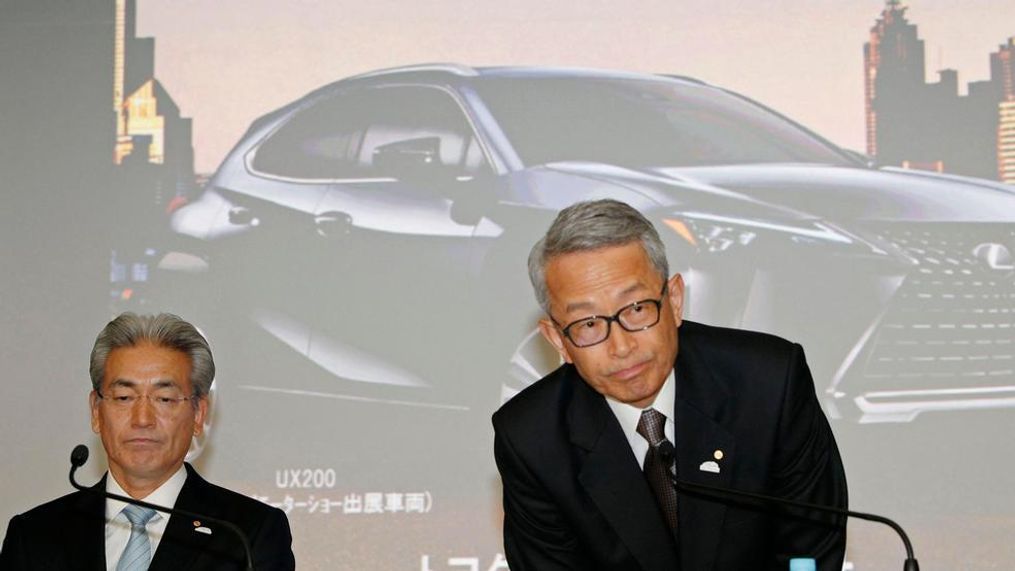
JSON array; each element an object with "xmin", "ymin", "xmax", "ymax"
[
  {"xmin": 149, "ymin": 465, "xmax": 215, "ymax": 571},
  {"xmin": 66, "ymin": 478, "xmax": 108, "ymax": 570},
  {"xmin": 569, "ymin": 371, "xmax": 680, "ymax": 571},
  {"xmin": 673, "ymin": 331, "xmax": 735, "ymax": 571}
]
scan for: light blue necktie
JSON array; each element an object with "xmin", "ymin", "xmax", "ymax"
[{"xmin": 116, "ymin": 504, "xmax": 158, "ymax": 571}]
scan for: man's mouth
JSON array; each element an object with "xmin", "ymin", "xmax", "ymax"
[{"xmin": 610, "ymin": 359, "xmax": 650, "ymax": 380}]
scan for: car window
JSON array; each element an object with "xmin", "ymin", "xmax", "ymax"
[
  {"xmin": 252, "ymin": 86, "xmax": 488, "ymax": 181},
  {"xmin": 473, "ymin": 77, "xmax": 851, "ymax": 168},
  {"xmin": 356, "ymin": 86, "xmax": 489, "ymax": 177},
  {"xmin": 251, "ymin": 91, "xmax": 368, "ymax": 180}
]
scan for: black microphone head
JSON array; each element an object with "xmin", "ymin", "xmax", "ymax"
[
  {"xmin": 71, "ymin": 445, "xmax": 89, "ymax": 468},
  {"xmin": 657, "ymin": 440, "xmax": 676, "ymax": 464}
]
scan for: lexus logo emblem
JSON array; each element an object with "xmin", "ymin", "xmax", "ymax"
[{"xmin": 971, "ymin": 243, "xmax": 1014, "ymax": 271}]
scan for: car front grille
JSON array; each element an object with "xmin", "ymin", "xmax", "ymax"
[{"xmin": 859, "ymin": 224, "xmax": 1015, "ymax": 393}]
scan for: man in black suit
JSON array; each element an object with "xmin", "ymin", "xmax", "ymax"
[
  {"xmin": 1, "ymin": 312, "xmax": 295, "ymax": 570},
  {"xmin": 493, "ymin": 199, "xmax": 847, "ymax": 570}
]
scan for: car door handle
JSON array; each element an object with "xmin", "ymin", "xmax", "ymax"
[
  {"xmin": 228, "ymin": 207, "xmax": 259, "ymax": 226},
  {"xmin": 314, "ymin": 211, "xmax": 353, "ymax": 238}
]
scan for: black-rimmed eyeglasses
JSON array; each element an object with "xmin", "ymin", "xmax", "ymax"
[{"xmin": 554, "ymin": 284, "xmax": 667, "ymax": 348}]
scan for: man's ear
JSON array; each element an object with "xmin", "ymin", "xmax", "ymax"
[
  {"xmin": 538, "ymin": 318, "xmax": 573, "ymax": 364},
  {"xmin": 667, "ymin": 273, "xmax": 685, "ymax": 326},
  {"xmin": 89, "ymin": 390, "xmax": 101, "ymax": 434},
  {"xmin": 193, "ymin": 396, "xmax": 209, "ymax": 437}
]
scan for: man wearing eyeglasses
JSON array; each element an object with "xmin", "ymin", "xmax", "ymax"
[
  {"xmin": 493, "ymin": 199, "xmax": 847, "ymax": 571},
  {"xmin": 1, "ymin": 312, "xmax": 295, "ymax": 570}
]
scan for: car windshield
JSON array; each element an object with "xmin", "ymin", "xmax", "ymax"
[{"xmin": 473, "ymin": 76, "xmax": 852, "ymax": 168}]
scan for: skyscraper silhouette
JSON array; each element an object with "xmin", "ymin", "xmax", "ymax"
[
  {"xmin": 995, "ymin": 39, "xmax": 1015, "ymax": 183},
  {"xmin": 864, "ymin": 0, "xmax": 924, "ymax": 159},
  {"xmin": 864, "ymin": 1, "xmax": 1012, "ymax": 181}
]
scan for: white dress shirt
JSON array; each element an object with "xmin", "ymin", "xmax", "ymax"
[
  {"xmin": 604, "ymin": 369, "xmax": 676, "ymax": 470},
  {"xmin": 104, "ymin": 464, "xmax": 187, "ymax": 570}
]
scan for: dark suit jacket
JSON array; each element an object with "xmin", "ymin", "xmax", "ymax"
[
  {"xmin": 0, "ymin": 463, "xmax": 295, "ymax": 570},
  {"xmin": 493, "ymin": 320, "xmax": 847, "ymax": 571}
]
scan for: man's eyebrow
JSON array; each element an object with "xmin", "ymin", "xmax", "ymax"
[
  {"xmin": 108, "ymin": 379, "xmax": 181, "ymax": 389},
  {"xmin": 563, "ymin": 299, "xmax": 596, "ymax": 314},
  {"xmin": 617, "ymin": 282, "xmax": 650, "ymax": 298},
  {"xmin": 562, "ymin": 283, "xmax": 652, "ymax": 315}
]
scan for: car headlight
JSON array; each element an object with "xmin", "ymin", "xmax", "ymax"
[{"xmin": 664, "ymin": 212, "xmax": 857, "ymax": 254}]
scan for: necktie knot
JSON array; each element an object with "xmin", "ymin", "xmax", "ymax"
[
  {"xmin": 122, "ymin": 504, "xmax": 157, "ymax": 528},
  {"xmin": 636, "ymin": 408, "xmax": 667, "ymax": 446}
]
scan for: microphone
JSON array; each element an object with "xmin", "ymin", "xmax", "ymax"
[
  {"xmin": 69, "ymin": 445, "xmax": 255, "ymax": 571},
  {"xmin": 656, "ymin": 441, "xmax": 919, "ymax": 571},
  {"xmin": 71, "ymin": 444, "xmax": 89, "ymax": 468}
]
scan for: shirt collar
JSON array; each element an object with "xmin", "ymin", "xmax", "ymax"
[
  {"xmin": 105, "ymin": 464, "xmax": 188, "ymax": 521},
  {"xmin": 605, "ymin": 368, "xmax": 676, "ymax": 438}
]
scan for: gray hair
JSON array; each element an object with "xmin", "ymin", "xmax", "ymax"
[
  {"xmin": 528, "ymin": 199, "xmax": 669, "ymax": 314},
  {"xmin": 89, "ymin": 312, "xmax": 215, "ymax": 398}
]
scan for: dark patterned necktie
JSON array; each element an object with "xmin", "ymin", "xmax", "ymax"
[{"xmin": 636, "ymin": 408, "xmax": 679, "ymax": 534}]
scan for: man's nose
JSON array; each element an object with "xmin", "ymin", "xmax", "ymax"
[
  {"xmin": 130, "ymin": 395, "xmax": 157, "ymax": 426},
  {"xmin": 607, "ymin": 322, "xmax": 636, "ymax": 358}
]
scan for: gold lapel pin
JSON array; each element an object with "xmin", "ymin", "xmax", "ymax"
[
  {"xmin": 193, "ymin": 520, "xmax": 201, "ymax": 527},
  {"xmin": 713, "ymin": 449, "xmax": 724, "ymax": 461}
]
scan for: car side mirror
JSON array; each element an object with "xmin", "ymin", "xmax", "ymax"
[
  {"xmin": 448, "ymin": 174, "xmax": 497, "ymax": 226},
  {"xmin": 372, "ymin": 136, "xmax": 452, "ymax": 183}
]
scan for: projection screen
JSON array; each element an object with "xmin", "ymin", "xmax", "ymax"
[{"xmin": 2, "ymin": 1, "xmax": 1014, "ymax": 569}]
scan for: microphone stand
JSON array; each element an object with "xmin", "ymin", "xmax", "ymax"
[
  {"xmin": 657, "ymin": 441, "xmax": 918, "ymax": 571},
  {"xmin": 69, "ymin": 445, "xmax": 254, "ymax": 571}
]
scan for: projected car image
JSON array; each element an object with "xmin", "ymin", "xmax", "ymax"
[{"xmin": 143, "ymin": 64, "xmax": 1015, "ymax": 424}]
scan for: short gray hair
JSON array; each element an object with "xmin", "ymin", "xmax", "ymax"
[
  {"xmin": 528, "ymin": 199, "xmax": 669, "ymax": 313},
  {"xmin": 89, "ymin": 312, "xmax": 215, "ymax": 398}
]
